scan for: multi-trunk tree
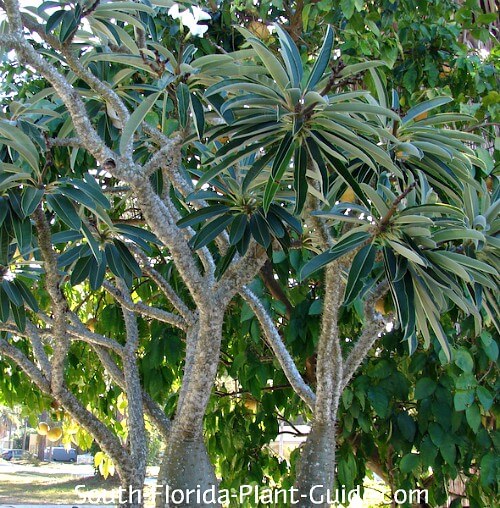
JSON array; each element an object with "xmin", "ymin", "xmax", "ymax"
[{"xmin": 0, "ymin": 1, "xmax": 498, "ymax": 507}]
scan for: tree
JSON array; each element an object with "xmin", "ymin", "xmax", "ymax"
[{"xmin": 0, "ymin": 1, "xmax": 497, "ymax": 507}]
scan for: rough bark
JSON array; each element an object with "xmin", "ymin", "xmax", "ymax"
[
  {"xmin": 241, "ymin": 286, "xmax": 316, "ymax": 410},
  {"xmin": 293, "ymin": 261, "xmax": 389, "ymax": 506},
  {"xmin": 156, "ymin": 307, "xmax": 225, "ymax": 508},
  {"xmin": 157, "ymin": 438, "xmax": 219, "ymax": 508},
  {"xmin": 294, "ymin": 421, "xmax": 338, "ymax": 508},
  {"xmin": 117, "ymin": 279, "xmax": 147, "ymax": 506},
  {"xmin": 294, "ymin": 263, "xmax": 344, "ymax": 506}
]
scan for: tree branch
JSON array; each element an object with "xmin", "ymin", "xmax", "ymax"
[
  {"xmin": 128, "ymin": 245, "xmax": 194, "ymax": 323},
  {"xmin": 102, "ymin": 280, "xmax": 188, "ymax": 330},
  {"xmin": 241, "ymin": 286, "xmax": 316, "ymax": 410},
  {"xmin": 129, "ymin": 176, "xmax": 209, "ymax": 307},
  {"xmin": 305, "ymin": 188, "xmax": 334, "ymax": 250},
  {"xmin": 342, "ymin": 282, "xmax": 391, "ymax": 390},
  {"xmin": 260, "ymin": 260, "xmax": 294, "ymax": 319},
  {"xmin": 0, "ymin": 331, "xmax": 131, "ymax": 478},
  {"xmin": 24, "ymin": 321, "xmax": 52, "ymax": 379},
  {"xmin": 142, "ymin": 124, "xmax": 195, "ymax": 197},
  {"xmin": 33, "ymin": 206, "xmax": 69, "ymax": 397},
  {"xmin": 115, "ymin": 278, "xmax": 147, "ymax": 483},
  {"xmin": 314, "ymin": 263, "xmax": 344, "ymax": 423},
  {"xmin": 0, "ymin": 322, "xmax": 52, "ymax": 378},
  {"xmin": 162, "ymin": 192, "xmax": 217, "ymax": 277},
  {"xmin": 66, "ymin": 312, "xmax": 125, "ymax": 354},
  {"xmin": 377, "ymin": 183, "xmax": 417, "ymax": 233},
  {"xmin": 0, "ymin": 336, "xmax": 51, "ymax": 393},
  {"xmin": 47, "ymin": 137, "xmax": 83, "ymax": 148},
  {"xmin": 142, "ymin": 134, "xmax": 182, "ymax": 178},
  {"xmin": 59, "ymin": 45, "xmax": 131, "ymax": 141},
  {"xmin": 92, "ymin": 346, "xmax": 171, "ymax": 439},
  {"xmin": 57, "ymin": 387, "xmax": 133, "ymax": 479},
  {"xmin": 217, "ymin": 242, "xmax": 268, "ymax": 303},
  {"xmin": 138, "ymin": 127, "xmax": 218, "ymax": 277}
]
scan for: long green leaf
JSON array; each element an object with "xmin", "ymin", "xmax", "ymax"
[
  {"xmin": 243, "ymin": 34, "xmax": 290, "ymax": 91},
  {"xmin": 269, "ymin": 204, "xmax": 302, "ymax": 234},
  {"xmin": 426, "ymin": 251, "xmax": 471, "ymax": 282},
  {"xmin": 81, "ymin": 222, "xmax": 103, "ymax": 264},
  {"xmin": 327, "ymin": 102, "xmax": 400, "ymax": 120},
  {"xmin": 205, "ymin": 79, "xmax": 283, "ymax": 100},
  {"xmin": 58, "ymin": 186, "xmax": 95, "ymax": 209},
  {"xmin": 388, "ymin": 240, "xmax": 428, "ymax": 266},
  {"xmin": 359, "ymin": 183, "xmax": 389, "ymax": 216},
  {"xmin": 293, "ymin": 143, "xmax": 308, "ymax": 214},
  {"xmin": 70, "ymin": 256, "xmax": 93, "ymax": 286},
  {"xmin": 114, "ymin": 240, "xmax": 142, "ymax": 277},
  {"xmin": 300, "ymin": 231, "xmax": 371, "ymax": 280},
  {"xmin": 412, "ymin": 113, "xmax": 476, "ymax": 127},
  {"xmin": 0, "ymin": 121, "xmax": 40, "ymax": 174},
  {"xmin": 13, "ymin": 279, "xmax": 39, "ymax": 312},
  {"xmin": 443, "ymin": 252, "xmax": 498, "ymax": 276},
  {"xmin": 176, "ymin": 83, "xmax": 190, "ymax": 130},
  {"xmin": 120, "ymin": 91, "xmax": 160, "ymax": 154},
  {"xmin": 263, "ymin": 134, "xmax": 294, "ymax": 214},
  {"xmin": 0, "ymin": 172, "xmax": 32, "ymax": 192},
  {"xmin": 105, "ymin": 242, "xmax": 127, "ymax": 279},
  {"xmin": 229, "ymin": 214, "xmax": 248, "ymax": 245},
  {"xmin": 433, "ymin": 228, "xmax": 485, "ymax": 244},
  {"xmin": 11, "ymin": 302, "xmax": 26, "ymax": 331},
  {"xmin": 190, "ymin": 93, "xmax": 205, "ymax": 139},
  {"xmin": 190, "ymin": 214, "xmax": 234, "ymax": 250},
  {"xmin": 399, "ymin": 204, "xmax": 464, "ymax": 218},
  {"xmin": 45, "ymin": 9, "xmax": 66, "ymax": 33},
  {"xmin": 86, "ymin": 53, "xmax": 157, "ymax": 73},
  {"xmin": 339, "ymin": 60, "xmax": 387, "ymax": 78},
  {"xmin": 275, "ymin": 24, "xmax": 303, "ymax": 87},
  {"xmin": 250, "ymin": 212, "xmax": 271, "ymax": 248},
  {"xmin": 70, "ymin": 177, "xmax": 111, "ymax": 210},
  {"xmin": 177, "ymin": 205, "xmax": 230, "ymax": 228},
  {"xmin": 95, "ymin": 1, "xmax": 156, "ymax": 15},
  {"xmin": 242, "ymin": 150, "xmax": 276, "ymax": 192},
  {"xmin": 344, "ymin": 243, "xmax": 376, "ymax": 305},
  {"xmin": 46, "ymin": 194, "xmax": 82, "ymax": 230},
  {"xmin": 403, "ymin": 97, "xmax": 453, "ymax": 124},
  {"xmin": 21, "ymin": 187, "xmax": 44, "ymax": 217},
  {"xmin": 12, "ymin": 216, "xmax": 32, "ymax": 258},
  {"xmin": 2, "ymin": 280, "xmax": 23, "ymax": 307},
  {"xmin": 306, "ymin": 25, "xmax": 334, "ymax": 90},
  {"xmin": 414, "ymin": 278, "xmax": 452, "ymax": 360},
  {"xmin": 89, "ymin": 258, "xmax": 106, "ymax": 291},
  {"xmin": 197, "ymin": 142, "xmax": 266, "ymax": 187}
]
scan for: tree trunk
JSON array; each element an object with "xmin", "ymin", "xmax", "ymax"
[
  {"xmin": 294, "ymin": 421, "xmax": 337, "ymax": 508},
  {"xmin": 156, "ymin": 308, "xmax": 224, "ymax": 507},
  {"xmin": 293, "ymin": 263, "xmax": 344, "ymax": 507},
  {"xmin": 37, "ymin": 434, "xmax": 46, "ymax": 461},
  {"xmin": 155, "ymin": 436, "xmax": 218, "ymax": 507},
  {"xmin": 118, "ymin": 475, "xmax": 145, "ymax": 508}
]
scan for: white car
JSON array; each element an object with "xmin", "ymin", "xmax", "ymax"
[
  {"xmin": 44, "ymin": 446, "xmax": 77, "ymax": 462},
  {"xmin": 76, "ymin": 453, "xmax": 94, "ymax": 464}
]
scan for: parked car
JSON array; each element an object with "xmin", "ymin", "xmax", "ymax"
[
  {"xmin": 76, "ymin": 452, "xmax": 93, "ymax": 465},
  {"xmin": 44, "ymin": 446, "xmax": 77, "ymax": 462},
  {"xmin": 1, "ymin": 449, "xmax": 25, "ymax": 461}
]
